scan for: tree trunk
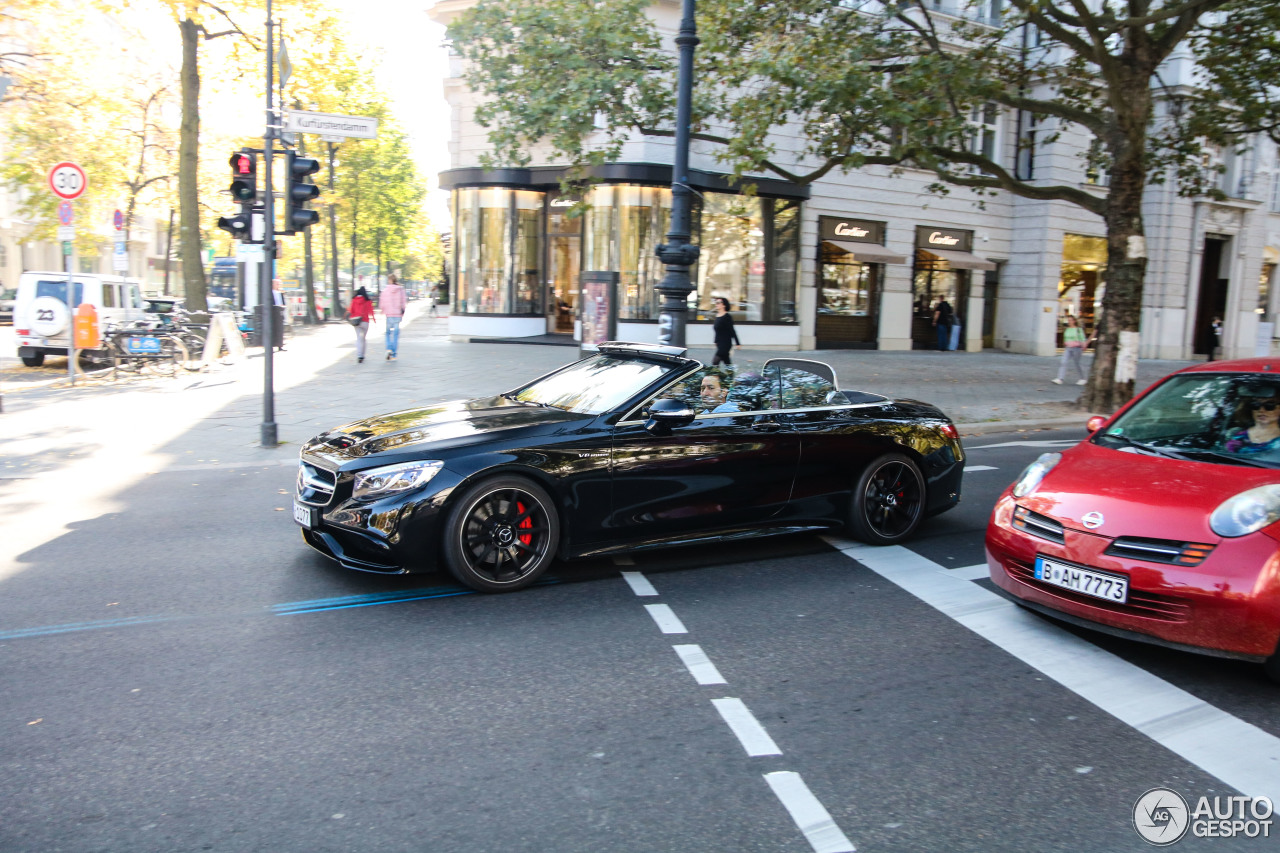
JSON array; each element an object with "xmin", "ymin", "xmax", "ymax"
[
  {"xmin": 178, "ymin": 16, "xmax": 207, "ymax": 311},
  {"xmin": 1079, "ymin": 62, "xmax": 1154, "ymax": 414}
]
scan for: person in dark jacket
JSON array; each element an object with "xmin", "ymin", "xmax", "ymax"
[{"xmin": 712, "ymin": 297, "xmax": 741, "ymax": 366}]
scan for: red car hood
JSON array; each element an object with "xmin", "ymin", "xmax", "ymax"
[{"xmin": 1023, "ymin": 440, "xmax": 1280, "ymax": 541}]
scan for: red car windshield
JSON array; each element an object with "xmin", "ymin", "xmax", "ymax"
[{"xmin": 1096, "ymin": 374, "xmax": 1280, "ymax": 467}]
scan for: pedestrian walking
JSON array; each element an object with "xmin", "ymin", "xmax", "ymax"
[
  {"xmin": 932, "ymin": 299, "xmax": 954, "ymax": 351},
  {"xmin": 381, "ymin": 273, "xmax": 407, "ymax": 360},
  {"xmin": 348, "ymin": 286, "xmax": 375, "ymax": 363},
  {"xmin": 711, "ymin": 297, "xmax": 740, "ymax": 366},
  {"xmin": 1052, "ymin": 314, "xmax": 1093, "ymax": 385},
  {"xmin": 949, "ymin": 307, "xmax": 963, "ymax": 352},
  {"xmin": 428, "ymin": 284, "xmax": 439, "ymax": 318}
]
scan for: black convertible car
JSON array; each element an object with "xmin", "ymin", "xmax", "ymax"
[{"xmin": 295, "ymin": 342, "xmax": 964, "ymax": 591}]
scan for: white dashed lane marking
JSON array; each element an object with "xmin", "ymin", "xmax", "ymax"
[
  {"xmin": 673, "ymin": 643, "xmax": 727, "ymax": 685},
  {"xmin": 712, "ymin": 697, "xmax": 783, "ymax": 757},
  {"xmin": 620, "ymin": 569, "xmax": 856, "ymax": 851},
  {"xmin": 764, "ymin": 771, "xmax": 857, "ymax": 853},
  {"xmin": 621, "ymin": 570, "xmax": 658, "ymax": 596},
  {"xmin": 644, "ymin": 603, "xmax": 688, "ymax": 634},
  {"xmin": 826, "ymin": 536, "xmax": 1280, "ymax": 804},
  {"xmin": 963, "ymin": 465, "xmax": 998, "ymax": 472}
]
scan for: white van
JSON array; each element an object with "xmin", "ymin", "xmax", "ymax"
[{"xmin": 13, "ymin": 271, "xmax": 148, "ymax": 367}]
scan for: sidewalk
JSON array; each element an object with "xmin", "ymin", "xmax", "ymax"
[{"xmin": 1, "ymin": 301, "xmax": 1198, "ymax": 451}]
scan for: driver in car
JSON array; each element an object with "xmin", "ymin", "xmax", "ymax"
[
  {"xmin": 700, "ymin": 371, "xmax": 741, "ymax": 414},
  {"xmin": 1225, "ymin": 389, "xmax": 1280, "ymax": 454}
]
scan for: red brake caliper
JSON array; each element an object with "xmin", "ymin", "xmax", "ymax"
[{"xmin": 517, "ymin": 501, "xmax": 533, "ymax": 545}]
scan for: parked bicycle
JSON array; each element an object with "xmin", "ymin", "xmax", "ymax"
[{"xmin": 102, "ymin": 320, "xmax": 197, "ymax": 377}]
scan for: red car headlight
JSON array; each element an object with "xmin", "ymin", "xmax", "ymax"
[
  {"xmin": 1210, "ymin": 484, "xmax": 1280, "ymax": 538},
  {"xmin": 1012, "ymin": 452, "xmax": 1061, "ymax": 498}
]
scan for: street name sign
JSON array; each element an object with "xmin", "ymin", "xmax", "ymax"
[
  {"xmin": 282, "ymin": 109, "xmax": 378, "ymax": 140},
  {"xmin": 48, "ymin": 161, "xmax": 87, "ymax": 200},
  {"xmin": 237, "ymin": 243, "xmax": 265, "ymax": 261}
]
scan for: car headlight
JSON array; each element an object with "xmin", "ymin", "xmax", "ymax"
[
  {"xmin": 352, "ymin": 460, "xmax": 444, "ymax": 500},
  {"xmin": 1209, "ymin": 484, "xmax": 1280, "ymax": 537},
  {"xmin": 1011, "ymin": 452, "xmax": 1061, "ymax": 498}
]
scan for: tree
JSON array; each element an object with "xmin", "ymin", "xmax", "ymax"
[
  {"xmin": 450, "ymin": 0, "xmax": 1280, "ymax": 411},
  {"xmin": 1, "ymin": 4, "xmax": 175, "ymax": 261}
]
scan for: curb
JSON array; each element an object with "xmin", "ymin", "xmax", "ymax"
[{"xmin": 956, "ymin": 414, "xmax": 1098, "ymax": 436}]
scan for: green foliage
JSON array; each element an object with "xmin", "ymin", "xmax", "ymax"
[{"xmin": 449, "ymin": 0, "xmax": 673, "ymax": 174}]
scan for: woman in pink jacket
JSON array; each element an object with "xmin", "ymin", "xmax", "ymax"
[{"xmin": 381, "ymin": 273, "xmax": 407, "ymax": 360}]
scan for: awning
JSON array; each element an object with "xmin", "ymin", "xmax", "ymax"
[
  {"xmin": 923, "ymin": 248, "xmax": 997, "ymax": 271},
  {"xmin": 824, "ymin": 240, "xmax": 908, "ymax": 265},
  {"xmin": 1264, "ymin": 246, "xmax": 1280, "ymax": 264}
]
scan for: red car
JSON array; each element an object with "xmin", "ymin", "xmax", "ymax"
[{"xmin": 987, "ymin": 358, "xmax": 1280, "ymax": 682}]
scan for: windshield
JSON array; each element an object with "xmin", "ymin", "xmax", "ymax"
[
  {"xmin": 1096, "ymin": 373, "xmax": 1280, "ymax": 467},
  {"xmin": 510, "ymin": 354, "xmax": 682, "ymax": 415}
]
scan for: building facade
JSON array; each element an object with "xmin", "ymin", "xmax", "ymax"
[{"xmin": 429, "ymin": 0, "xmax": 1280, "ymax": 360}]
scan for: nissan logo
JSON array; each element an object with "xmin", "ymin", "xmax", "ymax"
[{"xmin": 1082, "ymin": 511, "xmax": 1104, "ymax": 529}]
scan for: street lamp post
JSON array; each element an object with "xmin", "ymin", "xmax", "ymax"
[{"xmin": 654, "ymin": 0, "xmax": 699, "ymax": 348}]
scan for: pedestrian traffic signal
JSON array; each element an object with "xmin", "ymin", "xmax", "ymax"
[
  {"xmin": 228, "ymin": 150, "xmax": 258, "ymax": 206},
  {"xmin": 216, "ymin": 210, "xmax": 252, "ymax": 240},
  {"xmin": 283, "ymin": 151, "xmax": 321, "ymax": 233}
]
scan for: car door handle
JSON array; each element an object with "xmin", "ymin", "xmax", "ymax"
[{"xmin": 752, "ymin": 420, "xmax": 783, "ymax": 433}]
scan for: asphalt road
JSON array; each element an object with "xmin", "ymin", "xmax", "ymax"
[{"xmin": 2, "ymin": 428, "xmax": 1277, "ymax": 852}]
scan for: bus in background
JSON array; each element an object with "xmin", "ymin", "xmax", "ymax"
[{"xmin": 209, "ymin": 257, "xmax": 238, "ymax": 310}]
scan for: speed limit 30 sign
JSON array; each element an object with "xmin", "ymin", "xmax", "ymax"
[{"xmin": 48, "ymin": 161, "xmax": 87, "ymax": 200}]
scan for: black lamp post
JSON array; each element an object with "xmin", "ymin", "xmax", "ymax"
[{"xmin": 654, "ymin": 0, "xmax": 699, "ymax": 347}]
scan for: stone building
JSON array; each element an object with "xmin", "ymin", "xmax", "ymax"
[{"xmin": 429, "ymin": 0, "xmax": 1280, "ymax": 360}]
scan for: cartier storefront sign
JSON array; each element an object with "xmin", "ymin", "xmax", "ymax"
[
  {"xmin": 820, "ymin": 216, "xmax": 885, "ymax": 245},
  {"xmin": 915, "ymin": 225, "xmax": 973, "ymax": 253}
]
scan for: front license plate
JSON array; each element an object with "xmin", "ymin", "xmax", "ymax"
[
  {"xmin": 293, "ymin": 501, "xmax": 315, "ymax": 529},
  {"xmin": 1034, "ymin": 556, "xmax": 1128, "ymax": 603}
]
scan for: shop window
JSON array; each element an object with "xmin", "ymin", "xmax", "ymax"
[
  {"xmin": 1059, "ymin": 234, "xmax": 1107, "ymax": 337},
  {"xmin": 819, "ymin": 242, "xmax": 875, "ymax": 317},
  {"xmin": 768, "ymin": 200, "xmax": 799, "ymax": 323},
  {"xmin": 583, "ymin": 184, "xmax": 670, "ymax": 321},
  {"xmin": 453, "ymin": 187, "xmax": 546, "ymax": 315},
  {"xmin": 1259, "ymin": 263, "xmax": 1275, "ymax": 321},
  {"xmin": 695, "ymin": 193, "xmax": 767, "ymax": 321}
]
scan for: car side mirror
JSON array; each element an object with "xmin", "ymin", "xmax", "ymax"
[
  {"xmin": 645, "ymin": 398, "xmax": 696, "ymax": 435},
  {"xmin": 1086, "ymin": 415, "xmax": 1107, "ymax": 433}
]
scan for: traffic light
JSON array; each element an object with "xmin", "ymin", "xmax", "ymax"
[
  {"xmin": 216, "ymin": 210, "xmax": 252, "ymax": 240},
  {"xmin": 218, "ymin": 149, "xmax": 258, "ymax": 241},
  {"xmin": 283, "ymin": 151, "xmax": 321, "ymax": 233},
  {"xmin": 228, "ymin": 150, "xmax": 258, "ymax": 207}
]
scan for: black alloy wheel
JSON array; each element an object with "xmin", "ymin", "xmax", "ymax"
[
  {"xmin": 443, "ymin": 476, "xmax": 560, "ymax": 592},
  {"xmin": 848, "ymin": 452, "xmax": 926, "ymax": 545}
]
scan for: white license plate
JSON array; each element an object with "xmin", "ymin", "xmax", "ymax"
[
  {"xmin": 293, "ymin": 501, "xmax": 314, "ymax": 529},
  {"xmin": 1034, "ymin": 556, "xmax": 1128, "ymax": 603}
]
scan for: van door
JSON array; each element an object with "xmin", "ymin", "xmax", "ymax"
[{"xmin": 98, "ymin": 281, "xmax": 121, "ymax": 330}]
